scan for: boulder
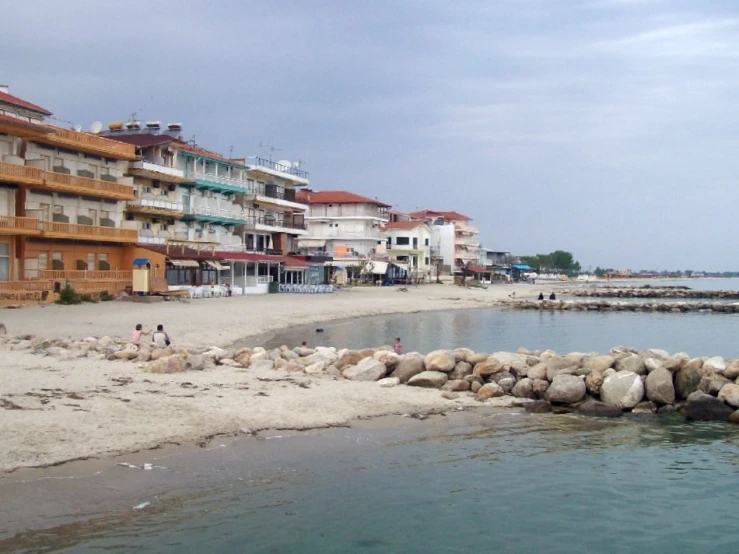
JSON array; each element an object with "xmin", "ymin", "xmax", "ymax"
[
  {"xmin": 527, "ymin": 363, "xmax": 548, "ymax": 381},
  {"xmin": 453, "ymin": 348, "xmax": 474, "ymax": 362},
  {"xmin": 511, "ymin": 378, "xmax": 535, "ymax": 399},
  {"xmin": 704, "ymin": 356, "xmax": 726, "ymax": 374},
  {"xmin": 632, "ymin": 401, "xmax": 658, "ymax": 415},
  {"xmin": 335, "ymin": 350, "xmax": 370, "ymax": 370},
  {"xmin": 326, "ymin": 365, "xmax": 341, "ymax": 377},
  {"xmin": 600, "ymin": 371, "xmax": 644, "ymax": 409},
  {"xmin": 684, "ymin": 391, "xmax": 734, "ymax": 421},
  {"xmin": 373, "ymin": 350, "xmax": 401, "ymax": 369},
  {"xmin": 114, "ymin": 343, "xmax": 139, "ymax": 360},
  {"xmin": 645, "ymin": 367, "xmax": 675, "ymax": 405},
  {"xmin": 304, "ymin": 360, "xmax": 328, "ymax": 375},
  {"xmin": 525, "ymin": 400, "xmax": 552, "ymax": 413},
  {"xmin": 145, "ymin": 355, "xmax": 187, "ymax": 374},
  {"xmin": 473, "ymin": 357, "xmax": 505, "ymax": 377},
  {"xmin": 408, "ymin": 371, "xmax": 449, "ymax": 388},
  {"xmin": 424, "ymin": 350, "xmax": 456, "ymax": 372},
  {"xmin": 489, "ymin": 370, "xmax": 516, "ymax": 384},
  {"xmin": 723, "ymin": 359, "xmax": 739, "ymax": 380},
  {"xmin": 449, "ymin": 361, "xmax": 473, "ymax": 380},
  {"xmin": 532, "ymin": 379, "xmax": 549, "ymax": 398},
  {"xmin": 441, "ymin": 391, "xmax": 460, "ymax": 400},
  {"xmin": 663, "ymin": 354, "xmax": 688, "ymax": 372},
  {"xmin": 729, "ymin": 410, "xmax": 739, "ymax": 424},
  {"xmin": 377, "ymin": 377, "xmax": 400, "ymax": 388},
  {"xmin": 233, "ymin": 348, "xmax": 252, "ymax": 367},
  {"xmin": 686, "ymin": 357, "xmax": 706, "ymax": 372},
  {"xmin": 470, "ymin": 381, "xmax": 482, "ymax": 393},
  {"xmin": 343, "ymin": 358, "xmax": 387, "ymax": 381},
  {"xmin": 187, "ymin": 354, "xmax": 206, "ymax": 371},
  {"xmin": 615, "ymin": 354, "xmax": 646, "ymax": 375},
  {"xmin": 699, "ymin": 373, "xmax": 731, "ymax": 396},
  {"xmin": 476, "ymin": 382, "xmax": 504, "ymax": 399},
  {"xmin": 545, "ymin": 374, "xmax": 586, "ymax": 404},
  {"xmin": 441, "ymin": 379, "xmax": 471, "ymax": 392},
  {"xmin": 577, "ymin": 399, "xmax": 623, "ymax": 418},
  {"xmin": 644, "ymin": 358, "xmax": 663, "ymax": 373},
  {"xmin": 582, "ymin": 355, "xmax": 615, "ymax": 373},
  {"xmin": 563, "ymin": 352, "xmax": 585, "ymax": 368},
  {"xmin": 717, "ymin": 383, "xmax": 739, "ymax": 408},
  {"xmin": 467, "ymin": 352, "xmax": 491, "ymax": 365},
  {"xmin": 675, "ymin": 366, "xmax": 702, "ymax": 399},
  {"xmin": 585, "ymin": 371, "xmax": 604, "ymax": 396},
  {"xmin": 390, "ymin": 356, "xmax": 425, "ymax": 383},
  {"xmin": 497, "ymin": 378, "xmax": 516, "ymax": 393}
]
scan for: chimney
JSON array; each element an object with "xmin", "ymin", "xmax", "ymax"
[{"xmin": 0, "ymin": 85, "xmax": 8, "ymax": 94}]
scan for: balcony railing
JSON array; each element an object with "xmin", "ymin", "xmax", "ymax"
[
  {"xmin": 42, "ymin": 221, "xmax": 139, "ymax": 242},
  {"xmin": 128, "ymin": 198, "xmax": 184, "ymax": 212},
  {"xmin": 244, "ymin": 216, "xmax": 306, "ymax": 230},
  {"xmin": 39, "ymin": 270, "xmax": 133, "ymax": 281},
  {"xmin": 251, "ymin": 157, "xmax": 309, "ymax": 179},
  {"xmin": 183, "ymin": 205, "xmax": 246, "ymax": 222},
  {"xmin": 218, "ymin": 244, "xmax": 284, "ymax": 256},
  {"xmin": 0, "ymin": 214, "xmax": 42, "ymax": 233},
  {"xmin": 186, "ymin": 170, "xmax": 251, "ymax": 191},
  {"xmin": 130, "ymin": 161, "xmax": 185, "ymax": 180},
  {"xmin": 0, "ymin": 161, "xmax": 134, "ymax": 200},
  {"xmin": 41, "ymin": 128, "xmax": 137, "ymax": 159}
]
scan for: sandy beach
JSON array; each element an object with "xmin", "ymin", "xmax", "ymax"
[{"xmin": 0, "ymin": 282, "xmax": 538, "ymax": 473}]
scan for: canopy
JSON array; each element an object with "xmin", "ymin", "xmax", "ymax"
[
  {"xmin": 513, "ymin": 264, "xmax": 532, "ymax": 271},
  {"xmin": 392, "ymin": 262, "xmax": 409, "ymax": 272},
  {"xmin": 204, "ymin": 260, "xmax": 228, "ymax": 271},
  {"xmin": 298, "ymin": 238, "xmax": 326, "ymax": 248},
  {"xmin": 132, "ymin": 258, "xmax": 150, "ymax": 267},
  {"xmin": 169, "ymin": 259, "xmax": 199, "ymax": 268},
  {"xmin": 366, "ymin": 261, "xmax": 388, "ymax": 275}
]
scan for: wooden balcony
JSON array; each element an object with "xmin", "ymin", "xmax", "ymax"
[
  {"xmin": 0, "ymin": 215, "xmax": 43, "ymax": 235},
  {"xmin": 0, "ymin": 161, "xmax": 135, "ymax": 200},
  {"xmin": 36, "ymin": 128, "xmax": 137, "ymax": 160},
  {"xmin": 39, "ymin": 270, "xmax": 133, "ymax": 281},
  {"xmin": 42, "ymin": 221, "xmax": 139, "ymax": 243}
]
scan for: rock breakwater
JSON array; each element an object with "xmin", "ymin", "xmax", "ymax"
[
  {"xmin": 3, "ymin": 330, "xmax": 739, "ymax": 424},
  {"xmin": 507, "ymin": 299, "xmax": 739, "ymax": 313},
  {"xmin": 563, "ymin": 287, "xmax": 739, "ymax": 299}
]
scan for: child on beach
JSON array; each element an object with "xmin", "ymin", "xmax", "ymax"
[
  {"xmin": 394, "ymin": 337, "xmax": 403, "ymax": 355},
  {"xmin": 131, "ymin": 324, "xmax": 149, "ymax": 344}
]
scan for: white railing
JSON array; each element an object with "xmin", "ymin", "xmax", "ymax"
[
  {"xmin": 132, "ymin": 161, "xmax": 185, "ymax": 179},
  {"xmin": 131, "ymin": 198, "xmax": 184, "ymax": 211},
  {"xmin": 184, "ymin": 205, "xmax": 246, "ymax": 221},
  {"xmin": 257, "ymin": 276, "xmax": 273, "ymax": 284},
  {"xmin": 138, "ymin": 235, "xmax": 168, "ymax": 245},
  {"xmin": 186, "ymin": 170, "xmax": 253, "ymax": 191}
]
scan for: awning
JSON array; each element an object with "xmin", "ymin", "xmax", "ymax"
[
  {"xmin": 298, "ymin": 238, "xmax": 326, "ymax": 248},
  {"xmin": 513, "ymin": 264, "xmax": 532, "ymax": 271},
  {"xmin": 169, "ymin": 259, "xmax": 199, "ymax": 268},
  {"xmin": 392, "ymin": 262, "xmax": 409, "ymax": 272},
  {"xmin": 367, "ymin": 261, "xmax": 388, "ymax": 275},
  {"xmin": 205, "ymin": 260, "xmax": 228, "ymax": 271},
  {"xmin": 132, "ymin": 258, "xmax": 150, "ymax": 267}
]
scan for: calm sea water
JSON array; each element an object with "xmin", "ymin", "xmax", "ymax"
[
  {"xmin": 4, "ymin": 279, "xmax": 739, "ymax": 553},
  {"xmin": 8, "ymin": 414, "xmax": 739, "ymax": 554}
]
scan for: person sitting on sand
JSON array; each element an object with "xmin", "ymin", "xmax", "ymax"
[
  {"xmin": 549, "ymin": 292, "xmax": 556, "ymax": 300},
  {"xmin": 131, "ymin": 324, "xmax": 150, "ymax": 344},
  {"xmin": 394, "ymin": 337, "xmax": 403, "ymax": 355},
  {"xmin": 152, "ymin": 324, "xmax": 171, "ymax": 348},
  {"xmin": 538, "ymin": 292, "xmax": 544, "ymax": 300}
]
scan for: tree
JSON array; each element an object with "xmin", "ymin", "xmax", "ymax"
[{"xmin": 518, "ymin": 250, "xmax": 581, "ymax": 275}]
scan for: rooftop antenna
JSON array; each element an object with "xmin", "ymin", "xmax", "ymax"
[
  {"xmin": 188, "ymin": 135, "xmax": 197, "ymax": 146},
  {"xmin": 294, "ymin": 158, "xmax": 305, "ymax": 168},
  {"xmin": 89, "ymin": 121, "xmax": 103, "ymax": 134},
  {"xmin": 258, "ymin": 142, "xmax": 280, "ymax": 161},
  {"xmin": 229, "ymin": 145, "xmax": 234, "ymax": 158}
]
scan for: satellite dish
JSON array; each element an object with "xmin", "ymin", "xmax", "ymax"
[
  {"xmin": 74, "ymin": 124, "xmax": 83, "ymax": 132},
  {"xmin": 89, "ymin": 121, "xmax": 103, "ymax": 134},
  {"xmin": 277, "ymin": 159, "xmax": 292, "ymax": 169}
]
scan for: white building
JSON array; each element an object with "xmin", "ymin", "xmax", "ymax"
[
  {"xmin": 381, "ymin": 221, "xmax": 433, "ymax": 280},
  {"xmin": 295, "ymin": 190, "xmax": 390, "ymax": 264},
  {"xmin": 409, "ymin": 210, "xmax": 481, "ymax": 275}
]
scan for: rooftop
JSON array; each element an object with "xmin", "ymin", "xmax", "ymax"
[
  {"xmin": 382, "ymin": 221, "xmax": 426, "ymax": 231},
  {"xmin": 409, "ymin": 209, "xmax": 471, "ymax": 222},
  {"xmin": 295, "ymin": 190, "xmax": 391, "ymax": 207},
  {"xmin": 0, "ymin": 88, "xmax": 52, "ymax": 117}
]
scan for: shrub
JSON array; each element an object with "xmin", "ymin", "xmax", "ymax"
[
  {"xmin": 100, "ymin": 292, "xmax": 115, "ymax": 302},
  {"xmin": 80, "ymin": 293, "xmax": 95, "ymax": 303},
  {"xmin": 56, "ymin": 285, "xmax": 81, "ymax": 305}
]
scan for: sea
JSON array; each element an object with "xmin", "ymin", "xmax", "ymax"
[{"xmin": 2, "ymin": 278, "xmax": 739, "ymax": 553}]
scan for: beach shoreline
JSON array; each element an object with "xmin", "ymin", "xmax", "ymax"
[{"xmin": 0, "ymin": 283, "xmax": 536, "ymax": 474}]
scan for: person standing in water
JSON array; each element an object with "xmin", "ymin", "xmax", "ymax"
[{"xmin": 394, "ymin": 337, "xmax": 403, "ymax": 355}]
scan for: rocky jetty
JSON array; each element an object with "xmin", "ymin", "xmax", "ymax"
[
  {"xmin": 563, "ymin": 287, "xmax": 739, "ymax": 300},
  {"xmin": 507, "ymin": 299, "xmax": 739, "ymax": 313},
  {"xmin": 2, "ymin": 329, "xmax": 739, "ymax": 424}
]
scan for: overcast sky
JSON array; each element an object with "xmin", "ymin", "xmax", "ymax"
[{"xmin": 3, "ymin": 0, "xmax": 738, "ymax": 271}]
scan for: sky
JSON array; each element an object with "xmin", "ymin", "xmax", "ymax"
[{"xmin": 2, "ymin": 0, "xmax": 739, "ymax": 271}]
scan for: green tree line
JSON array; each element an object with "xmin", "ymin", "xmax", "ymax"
[{"xmin": 520, "ymin": 250, "xmax": 582, "ymax": 275}]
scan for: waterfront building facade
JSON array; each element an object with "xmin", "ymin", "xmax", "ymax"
[
  {"xmin": 381, "ymin": 221, "xmax": 433, "ymax": 281},
  {"xmin": 409, "ymin": 209, "xmax": 481, "ymax": 275},
  {"xmin": 0, "ymin": 86, "xmax": 141, "ymax": 303}
]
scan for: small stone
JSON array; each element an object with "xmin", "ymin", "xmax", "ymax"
[
  {"xmin": 632, "ymin": 401, "xmax": 657, "ymax": 415},
  {"xmin": 377, "ymin": 377, "xmax": 400, "ymax": 388},
  {"xmin": 525, "ymin": 400, "xmax": 552, "ymax": 413},
  {"xmin": 441, "ymin": 391, "xmax": 459, "ymax": 400},
  {"xmin": 577, "ymin": 399, "xmax": 623, "ymax": 418}
]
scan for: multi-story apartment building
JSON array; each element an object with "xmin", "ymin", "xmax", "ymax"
[
  {"xmin": 0, "ymin": 86, "xmax": 140, "ymax": 302},
  {"xmin": 409, "ymin": 209, "xmax": 481, "ymax": 274},
  {"xmin": 381, "ymin": 221, "xmax": 433, "ymax": 280},
  {"xmin": 295, "ymin": 190, "xmax": 390, "ymax": 263}
]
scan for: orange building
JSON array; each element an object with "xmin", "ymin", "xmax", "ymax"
[{"xmin": 0, "ymin": 85, "xmax": 139, "ymax": 304}]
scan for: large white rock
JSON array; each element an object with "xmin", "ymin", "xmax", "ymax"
[
  {"xmin": 342, "ymin": 358, "xmax": 387, "ymax": 381},
  {"xmin": 545, "ymin": 374, "xmax": 586, "ymax": 404},
  {"xmin": 645, "ymin": 367, "xmax": 675, "ymax": 405},
  {"xmin": 424, "ymin": 350, "xmax": 456, "ymax": 372},
  {"xmin": 601, "ymin": 371, "xmax": 645, "ymax": 409},
  {"xmin": 408, "ymin": 371, "xmax": 449, "ymax": 388},
  {"xmin": 704, "ymin": 356, "xmax": 727, "ymax": 374},
  {"xmin": 718, "ymin": 383, "xmax": 739, "ymax": 408}
]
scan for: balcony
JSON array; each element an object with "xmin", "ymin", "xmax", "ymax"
[
  {"xmin": 243, "ymin": 216, "xmax": 308, "ymax": 235},
  {"xmin": 248, "ymin": 157, "xmax": 309, "ymax": 184},
  {"xmin": 245, "ymin": 189, "xmax": 309, "ymax": 211},
  {"xmin": 36, "ymin": 128, "xmax": 137, "ymax": 160},
  {"xmin": 127, "ymin": 198, "xmax": 184, "ymax": 217},
  {"xmin": 456, "ymin": 224, "xmax": 479, "ymax": 236},
  {"xmin": 0, "ymin": 214, "xmax": 43, "ymax": 235},
  {"xmin": 42, "ymin": 221, "xmax": 139, "ymax": 243},
  {"xmin": 129, "ymin": 161, "xmax": 185, "ymax": 182},
  {"xmin": 0, "ymin": 161, "xmax": 135, "ymax": 200},
  {"xmin": 182, "ymin": 205, "xmax": 246, "ymax": 225},
  {"xmin": 39, "ymin": 270, "xmax": 133, "ymax": 281},
  {"xmin": 184, "ymin": 170, "xmax": 251, "ymax": 194}
]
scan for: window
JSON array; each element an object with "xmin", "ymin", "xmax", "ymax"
[
  {"xmin": 99, "ymin": 253, "xmax": 110, "ymax": 271},
  {"xmin": 52, "ymin": 251, "xmax": 64, "ymax": 270},
  {"xmin": 425, "ymin": 257, "xmax": 430, "ymax": 265},
  {"xmin": 38, "ymin": 252, "xmax": 48, "ymax": 272},
  {"xmin": 53, "ymin": 205, "xmax": 64, "ymax": 214},
  {"xmin": 160, "ymin": 224, "xmax": 169, "ymax": 231},
  {"xmin": 142, "ymin": 222, "xmax": 152, "ymax": 230},
  {"xmin": 386, "ymin": 237, "xmax": 392, "ymax": 246},
  {"xmin": 0, "ymin": 241, "xmax": 9, "ymax": 281},
  {"xmin": 87, "ymin": 253, "xmax": 96, "ymax": 269},
  {"xmin": 396, "ymin": 237, "xmax": 410, "ymax": 246},
  {"xmin": 425, "ymin": 238, "xmax": 430, "ymax": 246},
  {"xmin": 144, "ymin": 186, "xmax": 152, "ymax": 194}
]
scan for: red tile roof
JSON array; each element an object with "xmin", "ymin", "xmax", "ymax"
[
  {"xmin": 104, "ymin": 133, "xmax": 175, "ymax": 148},
  {"xmin": 382, "ymin": 221, "xmax": 426, "ymax": 230},
  {"xmin": 0, "ymin": 90, "xmax": 52, "ymax": 116},
  {"xmin": 409, "ymin": 209, "xmax": 471, "ymax": 221},
  {"xmin": 295, "ymin": 190, "xmax": 391, "ymax": 207}
]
